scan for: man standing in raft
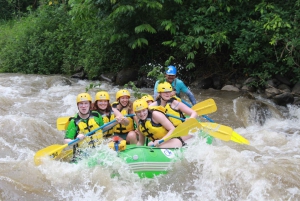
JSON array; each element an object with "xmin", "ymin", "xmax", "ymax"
[{"xmin": 153, "ymin": 65, "xmax": 197, "ymax": 106}]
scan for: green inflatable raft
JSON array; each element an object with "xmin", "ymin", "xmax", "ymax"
[{"xmin": 85, "ymin": 132, "xmax": 213, "ymax": 179}]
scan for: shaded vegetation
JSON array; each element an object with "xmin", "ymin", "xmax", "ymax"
[{"xmin": 0, "ymin": 0, "xmax": 299, "ymax": 86}]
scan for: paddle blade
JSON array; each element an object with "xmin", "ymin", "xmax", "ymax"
[
  {"xmin": 164, "ymin": 118, "xmax": 202, "ymax": 142},
  {"xmin": 200, "ymin": 122, "xmax": 233, "ymax": 141},
  {"xmin": 34, "ymin": 144, "xmax": 68, "ymax": 165},
  {"xmin": 57, "ymin": 117, "xmax": 70, "ymax": 130},
  {"xmin": 192, "ymin": 99, "xmax": 217, "ymax": 116},
  {"xmin": 231, "ymin": 131, "xmax": 250, "ymax": 145}
]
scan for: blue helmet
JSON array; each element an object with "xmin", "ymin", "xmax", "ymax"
[{"xmin": 166, "ymin": 65, "xmax": 177, "ymax": 75}]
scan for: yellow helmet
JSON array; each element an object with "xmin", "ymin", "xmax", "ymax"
[
  {"xmin": 95, "ymin": 91, "xmax": 110, "ymax": 101},
  {"xmin": 157, "ymin": 82, "xmax": 173, "ymax": 92},
  {"xmin": 133, "ymin": 99, "xmax": 148, "ymax": 112},
  {"xmin": 76, "ymin": 93, "xmax": 92, "ymax": 103},
  {"xmin": 116, "ymin": 89, "xmax": 130, "ymax": 100},
  {"xmin": 141, "ymin": 94, "xmax": 154, "ymax": 102}
]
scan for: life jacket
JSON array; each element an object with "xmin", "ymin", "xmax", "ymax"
[
  {"xmin": 157, "ymin": 98, "xmax": 185, "ymax": 127},
  {"xmin": 112, "ymin": 102, "xmax": 135, "ymax": 134},
  {"xmin": 70, "ymin": 111, "xmax": 103, "ymax": 149},
  {"xmin": 138, "ymin": 108, "xmax": 168, "ymax": 141},
  {"xmin": 97, "ymin": 110, "xmax": 115, "ymax": 138}
]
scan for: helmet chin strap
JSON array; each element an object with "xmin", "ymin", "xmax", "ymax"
[
  {"xmin": 159, "ymin": 95, "xmax": 168, "ymax": 102},
  {"xmin": 119, "ymin": 100, "xmax": 129, "ymax": 108}
]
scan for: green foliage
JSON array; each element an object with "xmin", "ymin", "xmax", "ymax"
[
  {"xmin": 124, "ymin": 81, "xmax": 145, "ymax": 99},
  {"xmin": 0, "ymin": 0, "xmax": 300, "ymax": 87},
  {"xmin": 85, "ymin": 82, "xmax": 102, "ymax": 92}
]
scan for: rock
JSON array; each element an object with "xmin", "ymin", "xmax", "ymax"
[
  {"xmin": 221, "ymin": 85, "xmax": 240, "ymax": 92},
  {"xmin": 272, "ymin": 92, "xmax": 294, "ymax": 106},
  {"xmin": 292, "ymin": 81, "xmax": 300, "ymax": 95},
  {"xmin": 277, "ymin": 84, "xmax": 291, "ymax": 93},
  {"xmin": 265, "ymin": 79, "xmax": 278, "ymax": 88},
  {"xmin": 115, "ymin": 68, "xmax": 139, "ymax": 86},
  {"xmin": 99, "ymin": 73, "xmax": 116, "ymax": 82},
  {"xmin": 242, "ymin": 77, "xmax": 257, "ymax": 92},
  {"xmin": 265, "ymin": 87, "xmax": 280, "ymax": 98},
  {"xmin": 71, "ymin": 71, "xmax": 86, "ymax": 79},
  {"xmin": 190, "ymin": 77, "xmax": 213, "ymax": 89},
  {"xmin": 248, "ymin": 101, "xmax": 271, "ymax": 126},
  {"xmin": 212, "ymin": 76, "xmax": 223, "ymax": 89}
]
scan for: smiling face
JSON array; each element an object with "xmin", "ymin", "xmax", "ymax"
[
  {"xmin": 96, "ymin": 100, "xmax": 108, "ymax": 110},
  {"xmin": 135, "ymin": 108, "xmax": 148, "ymax": 120},
  {"xmin": 119, "ymin": 95, "xmax": 130, "ymax": 107},
  {"xmin": 78, "ymin": 100, "xmax": 90, "ymax": 115},
  {"xmin": 159, "ymin": 91, "xmax": 172, "ymax": 101},
  {"xmin": 165, "ymin": 74, "xmax": 176, "ymax": 83}
]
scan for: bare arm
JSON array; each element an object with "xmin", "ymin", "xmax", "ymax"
[
  {"xmin": 152, "ymin": 111, "xmax": 175, "ymax": 140},
  {"xmin": 172, "ymin": 100, "xmax": 197, "ymax": 118},
  {"xmin": 112, "ymin": 107, "xmax": 129, "ymax": 126}
]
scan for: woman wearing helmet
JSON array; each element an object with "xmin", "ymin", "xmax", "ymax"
[
  {"xmin": 92, "ymin": 91, "xmax": 129, "ymax": 138},
  {"xmin": 64, "ymin": 93, "xmax": 104, "ymax": 156},
  {"xmin": 111, "ymin": 89, "xmax": 137, "ymax": 144},
  {"xmin": 133, "ymin": 99, "xmax": 186, "ymax": 148},
  {"xmin": 150, "ymin": 82, "xmax": 197, "ymax": 128},
  {"xmin": 141, "ymin": 94, "xmax": 154, "ymax": 105}
]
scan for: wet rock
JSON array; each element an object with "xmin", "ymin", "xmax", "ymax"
[
  {"xmin": 272, "ymin": 92, "xmax": 294, "ymax": 106},
  {"xmin": 99, "ymin": 73, "xmax": 116, "ymax": 83},
  {"xmin": 242, "ymin": 77, "xmax": 257, "ymax": 92},
  {"xmin": 221, "ymin": 85, "xmax": 240, "ymax": 92},
  {"xmin": 248, "ymin": 101, "xmax": 271, "ymax": 126},
  {"xmin": 265, "ymin": 79, "xmax": 279, "ymax": 88},
  {"xmin": 265, "ymin": 87, "xmax": 280, "ymax": 98},
  {"xmin": 292, "ymin": 81, "xmax": 300, "ymax": 95},
  {"xmin": 277, "ymin": 84, "xmax": 291, "ymax": 93},
  {"xmin": 71, "ymin": 71, "xmax": 86, "ymax": 79}
]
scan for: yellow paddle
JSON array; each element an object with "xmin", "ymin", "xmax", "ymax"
[
  {"xmin": 191, "ymin": 98, "xmax": 217, "ymax": 116},
  {"xmin": 56, "ymin": 116, "xmax": 70, "ymax": 130},
  {"xmin": 231, "ymin": 131, "xmax": 250, "ymax": 145},
  {"xmin": 34, "ymin": 121, "xmax": 112, "ymax": 166},
  {"xmin": 158, "ymin": 118, "xmax": 202, "ymax": 144},
  {"xmin": 181, "ymin": 99, "xmax": 249, "ymax": 144},
  {"xmin": 165, "ymin": 114, "xmax": 236, "ymax": 142},
  {"xmin": 199, "ymin": 122, "xmax": 233, "ymax": 141}
]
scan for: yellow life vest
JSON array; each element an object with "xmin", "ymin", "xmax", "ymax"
[
  {"xmin": 101, "ymin": 112, "xmax": 115, "ymax": 138},
  {"xmin": 75, "ymin": 116, "xmax": 103, "ymax": 148},
  {"xmin": 138, "ymin": 111, "xmax": 168, "ymax": 141},
  {"xmin": 158, "ymin": 98, "xmax": 185, "ymax": 127},
  {"xmin": 112, "ymin": 102, "xmax": 135, "ymax": 134}
]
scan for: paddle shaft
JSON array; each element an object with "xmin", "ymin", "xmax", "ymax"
[{"xmin": 67, "ymin": 114, "xmax": 135, "ymax": 146}]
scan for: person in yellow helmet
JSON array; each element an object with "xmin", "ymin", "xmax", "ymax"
[
  {"xmin": 133, "ymin": 99, "xmax": 187, "ymax": 148},
  {"xmin": 92, "ymin": 91, "xmax": 129, "ymax": 138},
  {"xmin": 150, "ymin": 82, "xmax": 197, "ymax": 127},
  {"xmin": 64, "ymin": 93, "xmax": 104, "ymax": 157},
  {"xmin": 141, "ymin": 94, "xmax": 154, "ymax": 105},
  {"xmin": 111, "ymin": 89, "xmax": 138, "ymax": 144}
]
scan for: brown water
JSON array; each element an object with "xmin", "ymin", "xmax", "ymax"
[{"xmin": 0, "ymin": 73, "xmax": 299, "ymax": 201}]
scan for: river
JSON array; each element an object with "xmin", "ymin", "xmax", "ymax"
[{"xmin": 0, "ymin": 73, "xmax": 299, "ymax": 201}]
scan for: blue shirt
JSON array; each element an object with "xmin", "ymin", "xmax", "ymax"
[{"xmin": 153, "ymin": 78, "xmax": 197, "ymax": 105}]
